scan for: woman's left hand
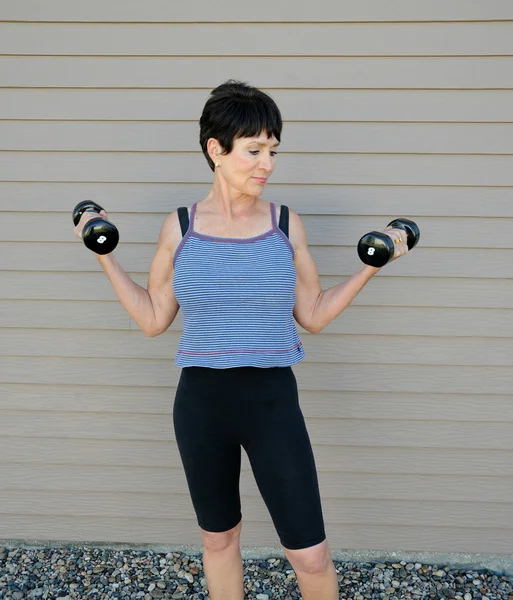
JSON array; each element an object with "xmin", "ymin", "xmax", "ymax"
[{"xmin": 383, "ymin": 226, "xmax": 409, "ymax": 262}]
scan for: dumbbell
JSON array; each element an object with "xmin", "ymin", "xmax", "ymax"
[
  {"xmin": 357, "ymin": 218, "xmax": 420, "ymax": 268},
  {"xmin": 72, "ymin": 200, "xmax": 119, "ymax": 255}
]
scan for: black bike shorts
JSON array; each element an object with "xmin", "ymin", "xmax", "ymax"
[{"xmin": 172, "ymin": 365, "xmax": 327, "ymax": 550}]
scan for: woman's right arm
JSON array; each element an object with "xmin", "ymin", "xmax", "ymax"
[{"xmin": 76, "ymin": 209, "xmax": 181, "ymax": 337}]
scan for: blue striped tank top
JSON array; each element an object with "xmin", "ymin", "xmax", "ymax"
[{"xmin": 172, "ymin": 201, "xmax": 305, "ymax": 369}]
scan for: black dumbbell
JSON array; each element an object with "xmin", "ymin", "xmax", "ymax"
[
  {"xmin": 72, "ymin": 200, "xmax": 119, "ymax": 255},
  {"xmin": 357, "ymin": 218, "xmax": 420, "ymax": 268}
]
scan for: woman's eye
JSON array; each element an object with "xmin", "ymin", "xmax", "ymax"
[
  {"xmin": 271, "ymin": 151, "xmax": 278, "ymax": 157},
  {"xmin": 249, "ymin": 150, "xmax": 259, "ymax": 155}
]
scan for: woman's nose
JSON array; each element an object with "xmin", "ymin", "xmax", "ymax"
[{"xmin": 259, "ymin": 152, "xmax": 273, "ymax": 170}]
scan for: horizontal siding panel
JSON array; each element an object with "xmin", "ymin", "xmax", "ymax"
[
  {"xmin": 1, "ymin": 410, "xmax": 513, "ymax": 450},
  {"xmin": 1, "ymin": 436, "xmax": 511, "ymax": 476},
  {"xmin": 2, "ymin": 89, "xmax": 513, "ymax": 121},
  {"xmin": 2, "ymin": 357, "xmax": 512, "ymax": 394},
  {"xmin": 1, "ymin": 23, "xmax": 513, "ymax": 56},
  {"xmin": 3, "ymin": 121, "xmax": 513, "ymax": 154},
  {"xmin": 2, "ymin": 383, "xmax": 513, "ymax": 423},
  {"xmin": 3, "ymin": 183, "xmax": 513, "ymax": 218},
  {"xmin": 5, "ymin": 213, "xmax": 512, "ymax": 249},
  {"xmin": 3, "ymin": 57, "xmax": 513, "ymax": 89},
  {"xmin": 2, "ymin": 464, "xmax": 512, "ymax": 503},
  {"xmin": 2, "ymin": 515, "xmax": 513, "ymax": 554},
  {"xmin": 4, "ymin": 272, "xmax": 513, "ymax": 309},
  {"xmin": 3, "ymin": 152, "xmax": 513, "ymax": 186},
  {"xmin": 0, "ymin": 299, "xmax": 131, "ymax": 329},
  {"xmin": 2, "ymin": 492, "xmax": 511, "ymax": 530},
  {"xmin": 4, "ymin": 329, "xmax": 513, "ymax": 367},
  {"xmin": 3, "ymin": 243, "xmax": 511, "ymax": 278},
  {"xmin": 3, "ymin": 0, "xmax": 513, "ymax": 23},
  {"xmin": 2, "ymin": 301, "xmax": 511, "ymax": 337}
]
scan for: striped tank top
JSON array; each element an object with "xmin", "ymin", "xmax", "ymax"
[{"xmin": 172, "ymin": 201, "xmax": 305, "ymax": 369}]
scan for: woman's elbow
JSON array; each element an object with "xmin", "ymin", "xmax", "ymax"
[
  {"xmin": 144, "ymin": 324, "xmax": 162, "ymax": 337},
  {"xmin": 301, "ymin": 318, "xmax": 323, "ymax": 335}
]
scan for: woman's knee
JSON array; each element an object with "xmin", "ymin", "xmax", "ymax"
[
  {"xmin": 201, "ymin": 520, "xmax": 242, "ymax": 551},
  {"xmin": 283, "ymin": 538, "xmax": 332, "ymax": 574}
]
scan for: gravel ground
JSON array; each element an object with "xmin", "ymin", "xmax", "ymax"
[{"xmin": 1, "ymin": 545, "xmax": 512, "ymax": 600}]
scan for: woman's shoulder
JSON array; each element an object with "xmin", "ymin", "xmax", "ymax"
[
  {"xmin": 279, "ymin": 205, "xmax": 305, "ymax": 250},
  {"xmin": 156, "ymin": 208, "xmax": 189, "ymax": 255}
]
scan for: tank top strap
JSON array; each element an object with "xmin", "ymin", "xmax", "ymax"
[
  {"xmin": 270, "ymin": 202, "xmax": 278, "ymax": 230},
  {"xmin": 177, "ymin": 203, "xmax": 197, "ymax": 238},
  {"xmin": 271, "ymin": 202, "xmax": 290, "ymax": 239},
  {"xmin": 189, "ymin": 202, "xmax": 198, "ymax": 232}
]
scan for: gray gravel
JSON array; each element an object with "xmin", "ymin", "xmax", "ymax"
[{"xmin": 1, "ymin": 545, "xmax": 512, "ymax": 599}]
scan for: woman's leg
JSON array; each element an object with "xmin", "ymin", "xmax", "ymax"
[
  {"xmin": 173, "ymin": 367, "xmax": 245, "ymax": 599},
  {"xmin": 201, "ymin": 521, "xmax": 244, "ymax": 600},
  {"xmin": 241, "ymin": 366, "xmax": 339, "ymax": 599}
]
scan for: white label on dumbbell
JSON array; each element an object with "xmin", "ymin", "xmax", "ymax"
[
  {"xmin": 367, "ymin": 248, "xmax": 375, "ymax": 255},
  {"xmin": 97, "ymin": 235, "xmax": 107, "ymax": 244}
]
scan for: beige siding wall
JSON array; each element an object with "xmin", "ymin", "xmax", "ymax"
[{"xmin": 1, "ymin": 1, "xmax": 512, "ymax": 554}]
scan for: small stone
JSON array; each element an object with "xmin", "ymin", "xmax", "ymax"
[
  {"xmin": 148, "ymin": 583, "xmax": 156, "ymax": 591},
  {"xmin": 464, "ymin": 595, "xmax": 472, "ymax": 600},
  {"xmin": 256, "ymin": 595, "xmax": 269, "ymax": 600}
]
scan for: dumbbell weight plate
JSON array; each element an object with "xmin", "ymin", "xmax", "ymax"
[
  {"xmin": 72, "ymin": 200, "xmax": 105, "ymax": 226},
  {"xmin": 82, "ymin": 218, "xmax": 119, "ymax": 254},
  {"xmin": 387, "ymin": 218, "xmax": 420, "ymax": 250},
  {"xmin": 357, "ymin": 230, "xmax": 395, "ymax": 268}
]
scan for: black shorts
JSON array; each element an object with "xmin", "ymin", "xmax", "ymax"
[{"xmin": 172, "ymin": 365, "xmax": 327, "ymax": 550}]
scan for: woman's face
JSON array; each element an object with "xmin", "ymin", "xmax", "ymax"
[{"xmin": 214, "ymin": 131, "xmax": 280, "ymax": 197}]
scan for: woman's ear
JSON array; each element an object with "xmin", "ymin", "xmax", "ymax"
[{"xmin": 206, "ymin": 138, "xmax": 224, "ymax": 164}]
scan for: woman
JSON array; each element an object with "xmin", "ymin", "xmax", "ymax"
[{"xmin": 74, "ymin": 80, "xmax": 409, "ymax": 600}]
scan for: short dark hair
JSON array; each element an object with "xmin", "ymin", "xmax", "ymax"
[{"xmin": 199, "ymin": 80, "xmax": 282, "ymax": 171}]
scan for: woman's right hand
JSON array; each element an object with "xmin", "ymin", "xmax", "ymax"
[{"xmin": 73, "ymin": 209, "xmax": 108, "ymax": 240}]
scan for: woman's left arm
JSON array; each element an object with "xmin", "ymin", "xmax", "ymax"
[{"xmin": 290, "ymin": 209, "xmax": 405, "ymax": 334}]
